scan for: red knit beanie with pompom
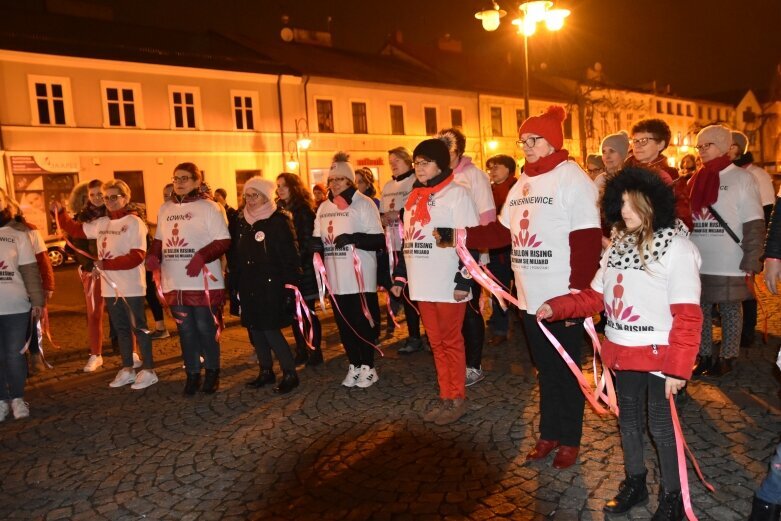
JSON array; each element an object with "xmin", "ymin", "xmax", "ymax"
[{"xmin": 518, "ymin": 105, "xmax": 566, "ymax": 150}]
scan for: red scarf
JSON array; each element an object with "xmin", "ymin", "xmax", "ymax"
[
  {"xmin": 688, "ymin": 154, "xmax": 732, "ymax": 212},
  {"xmin": 405, "ymin": 174, "xmax": 454, "ymax": 226},
  {"xmin": 524, "ymin": 149, "xmax": 569, "ymax": 177}
]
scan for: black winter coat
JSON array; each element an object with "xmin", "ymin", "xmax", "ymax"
[
  {"xmin": 229, "ymin": 210, "xmax": 302, "ymax": 330},
  {"xmin": 766, "ymin": 196, "xmax": 781, "ymax": 260},
  {"xmin": 280, "ymin": 200, "xmax": 318, "ymax": 301}
]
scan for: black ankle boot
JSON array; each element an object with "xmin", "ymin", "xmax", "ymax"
[
  {"xmin": 183, "ymin": 373, "xmax": 201, "ymax": 395},
  {"xmin": 246, "ymin": 369, "xmax": 275, "ymax": 388},
  {"xmin": 603, "ymin": 471, "xmax": 648, "ymax": 514},
  {"xmin": 273, "ymin": 371, "xmax": 299, "ymax": 394},
  {"xmin": 705, "ymin": 357, "xmax": 734, "ymax": 377},
  {"xmin": 749, "ymin": 494, "xmax": 781, "ymax": 521},
  {"xmin": 651, "ymin": 488, "xmax": 683, "ymax": 521},
  {"xmin": 305, "ymin": 346, "xmax": 323, "ymax": 367},
  {"xmin": 692, "ymin": 355, "xmax": 713, "ymax": 377},
  {"xmin": 293, "ymin": 349, "xmax": 308, "ymax": 366},
  {"xmin": 201, "ymin": 368, "xmax": 220, "ymax": 394}
]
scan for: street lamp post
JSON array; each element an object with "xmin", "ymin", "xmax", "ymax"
[{"xmin": 476, "ymin": 1, "xmax": 569, "ymax": 119}]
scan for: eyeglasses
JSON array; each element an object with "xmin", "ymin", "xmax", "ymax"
[
  {"xmin": 631, "ymin": 137, "xmax": 659, "ymax": 147},
  {"xmin": 327, "ymin": 177, "xmax": 349, "ymax": 184},
  {"xmin": 105, "ymin": 194, "xmax": 124, "ymax": 202},
  {"xmin": 89, "ymin": 194, "xmax": 104, "ymax": 200},
  {"xmin": 412, "ymin": 160, "xmax": 435, "ymax": 169},
  {"xmin": 243, "ymin": 192, "xmax": 262, "ymax": 201},
  {"xmin": 587, "ymin": 167, "xmax": 604, "ymax": 174},
  {"xmin": 172, "ymin": 175, "xmax": 193, "ymax": 183},
  {"xmin": 516, "ymin": 136, "xmax": 545, "ymax": 148},
  {"xmin": 694, "ymin": 142, "xmax": 714, "ymax": 152}
]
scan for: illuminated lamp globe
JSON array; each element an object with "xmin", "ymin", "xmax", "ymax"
[
  {"xmin": 543, "ymin": 8, "xmax": 569, "ymax": 31},
  {"xmin": 475, "ymin": 6, "xmax": 506, "ymax": 32},
  {"xmin": 487, "ymin": 139, "xmax": 499, "ymax": 150},
  {"xmin": 287, "ymin": 157, "xmax": 299, "ymax": 171},
  {"xmin": 520, "ymin": 1, "xmax": 552, "ymax": 23},
  {"xmin": 297, "ymin": 137, "xmax": 312, "ymax": 150}
]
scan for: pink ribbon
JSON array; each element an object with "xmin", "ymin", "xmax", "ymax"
[
  {"xmin": 313, "ymin": 252, "xmax": 383, "ymax": 355},
  {"xmin": 201, "ymin": 266, "xmax": 222, "ymax": 341},
  {"xmin": 382, "ymin": 287, "xmax": 401, "ymax": 329},
  {"xmin": 285, "ymin": 284, "xmax": 315, "ymax": 350},
  {"xmin": 351, "ymin": 247, "xmax": 376, "ymax": 328},
  {"xmin": 454, "ymin": 229, "xmax": 518, "ymax": 311}
]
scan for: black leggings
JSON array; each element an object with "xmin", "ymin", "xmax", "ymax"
[
  {"xmin": 400, "ymin": 284, "xmax": 421, "ymax": 339},
  {"xmin": 463, "ymin": 286, "xmax": 485, "ymax": 369},
  {"xmin": 331, "ymin": 293, "xmax": 380, "ymax": 368},
  {"xmin": 145, "ymin": 270, "xmax": 164, "ymax": 322},
  {"xmin": 249, "ymin": 328, "xmax": 295, "ymax": 373},
  {"xmin": 616, "ymin": 370, "xmax": 680, "ymax": 491}
]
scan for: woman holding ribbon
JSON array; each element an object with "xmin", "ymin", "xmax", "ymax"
[
  {"xmin": 0, "ymin": 187, "xmax": 44, "ymax": 419},
  {"xmin": 147, "ymin": 163, "xmax": 231, "ymax": 395},
  {"xmin": 53, "ymin": 180, "xmax": 158, "ymax": 390},
  {"xmin": 312, "ymin": 152, "xmax": 384, "ymax": 388},
  {"xmin": 390, "ymin": 138, "xmax": 479, "ymax": 425},
  {"xmin": 230, "ymin": 177, "xmax": 302, "ymax": 394},
  {"xmin": 537, "ymin": 167, "xmax": 702, "ymax": 520},
  {"xmin": 499, "ymin": 106, "xmax": 602, "ymax": 469}
]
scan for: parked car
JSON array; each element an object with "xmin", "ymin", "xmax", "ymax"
[{"xmin": 45, "ymin": 237, "xmax": 73, "ymax": 268}]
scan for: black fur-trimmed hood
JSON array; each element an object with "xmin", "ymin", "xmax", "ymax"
[{"xmin": 602, "ymin": 167, "xmax": 676, "ymax": 231}]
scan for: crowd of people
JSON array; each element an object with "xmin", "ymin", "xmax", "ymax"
[{"xmin": 0, "ymin": 105, "xmax": 780, "ymax": 520}]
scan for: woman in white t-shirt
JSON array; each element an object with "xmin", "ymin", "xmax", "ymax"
[
  {"xmin": 0, "ymin": 187, "xmax": 45, "ymax": 420},
  {"xmin": 390, "ymin": 139, "xmax": 479, "ymax": 425},
  {"xmin": 537, "ymin": 167, "xmax": 703, "ymax": 519},
  {"xmin": 313, "ymin": 153, "xmax": 385, "ymax": 388},
  {"xmin": 53, "ymin": 180, "xmax": 158, "ymax": 390}
]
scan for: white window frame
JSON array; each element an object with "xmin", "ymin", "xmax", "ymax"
[
  {"xmin": 168, "ymin": 85, "xmax": 202, "ymax": 130},
  {"xmin": 27, "ymin": 75, "xmax": 75, "ymax": 127},
  {"xmin": 388, "ymin": 102, "xmax": 406, "ymax": 136},
  {"xmin": 230, "ymin": 89, "xmax": 259, "ymax": 131},
  {"xmin": 100, "ymin": 81, "xmax": 144, "ymax": 129},
  {"xmin": 349, "ymin": 98, "xmax": 369, "ymax": 134},
  {"xmin": 423, "ymin": 105, "xmax": 439, "ymax": 135}
]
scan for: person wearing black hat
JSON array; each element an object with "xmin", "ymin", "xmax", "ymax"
[
  {"xmin": 390, "ymin": 138, "xmax": 479, "ymax": 425},
  {"xmin": 538, "ymin": 167, "xmax": 703, "ymax": 520}
]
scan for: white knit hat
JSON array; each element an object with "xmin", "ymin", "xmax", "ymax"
[
  {"xmin": 697, "ymin": 125, "xmax": 732, "ymax": 155},
  {"xmin": 329, "ymin": 151, "xmax": 355, "ymax": 183},
  {"xmin": 243, "ymin": 176, "xmax": 276, "ymax": 202}
]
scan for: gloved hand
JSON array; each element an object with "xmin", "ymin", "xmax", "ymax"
[
  {"xmin": 334, "ymin": 233, "xmax": 355, "ymax": 249},
  {"xmin": 185, "ymin": 253, "xmax": 206, "ymax": 277},
  {"xmin": 145, "ymin": 254, "xmax": 161, "ymax": 271},
  {"xmin": 284, "ymin": 288, "xmax": 297, "ymax": 315}
]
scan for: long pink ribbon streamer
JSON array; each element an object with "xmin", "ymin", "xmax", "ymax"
[
  {"xmin": 285, "ymin": 284, "xmax": 315, "ymax": 351},
  {"xmin": 201, "ymin": 267, "xmax": 222, "ymax": 341},
  {"xmin": 351, "ymin": 247, "xmax": 376, "ymax": 328},
  {"xmin": 671, "ymin": 394, "xmax": 715, "ymax": 520},
  {"xmin": 313, "ymin": 252, "xmax": 383, "ymax": 355},
  {"xmin": 454, "ymin": 229, "xmax": 517, "ymax": 312}
]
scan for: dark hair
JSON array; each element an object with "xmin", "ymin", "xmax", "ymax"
[
  {"xmin": 215, "ymin": 188, "xmax": 227, "ymax": 199},
  {"xmin": 173, "ymin": 162, "xmax": 203, "ymax": 182},
  {"xmin": 486, "ymin": 154, "xmax": 516, "ymax": 175},
  {"xmin": 88, "ymin": 179, "xmax": 103, "ymax": 189},
  {"xmin": 437, "ymin": 127, "xmax": 466, "ymax": 157},
  {"xmin": 276, "ymin": 172, "xmax": 315, "ymax": 211},
  {"xmin": 354, "ymin": 167, "xmax": 377, "ymax": 197},
  {"xmin": 631, "ymin": 119, "xmax": 672, "ymax": 150}
]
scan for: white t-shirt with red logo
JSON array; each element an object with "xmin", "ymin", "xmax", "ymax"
[
  {"xmin": 454, "ymin": 160, "xmax": 495, "ymax": 221},
  {"xmin": 380, "ymin": 173, "xmax": 416, "ymax": 252},
  {"xmin": 499, "ymin": 159, "xmax": 600, "ymax": 313},
  {"xmin": 401, "ymin": 181, "xmax": 479, "ymax": 303},
  {"xmin": 690, "ymin": 163, "xmax": 764, "ymax": 276},
  {"xmin": 0, "ymin": 224, "xmax": 37, "ymax": 314},
  {"xmin": 82, "ymin": 214, "xmax": 147, "ymax": 297},
  {"xmin": 155, "ymin": 199, "xmax": 230, "ymax": 292},
  {"xmin": 746, "ymin": 164, "xmax": 775, "ymax": 207},
  {"xmin": 314, "ymin": 191, "xmax": 384, "ymax": 295},
  {"xmin": 593, "ymin": 236, "xmax": 701, "ymax": 347}
]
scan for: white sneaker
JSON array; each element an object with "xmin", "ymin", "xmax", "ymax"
[
  {"xmin": 83, "ymin": 354, "xmax": 103, "ymax": 373},
  {"xmin": 0, "ymin": 401, "xmax": 8, "ymax": 422},
  {"xmin": 109, "ymin": 368, "xmax": 136, "ymax": 388},
  {"xmin": 132, "ymin": 352, "xmax": 143, "ymax": 369},
  {"xmin": 341, "ymin": 364, "xmax": 361, "ymax": 387},
  {"xmin": 355, "ymin": 365, "xmax": 379, "ymax": 388},
  {"xmin": 130, "ymin": 369, "xmax": 159, "ymax": 390},
  {"xmin": 11, "ymin": 398, "xmax": 29, "ymax": 419},
  {"xmin": 465, "ymin": 366, "xmax": 485, "ymax": 387}
]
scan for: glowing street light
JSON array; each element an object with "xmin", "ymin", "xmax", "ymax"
[{"xmin": 475, "ymin": 1, "xmax": 507, "ymax": 32}]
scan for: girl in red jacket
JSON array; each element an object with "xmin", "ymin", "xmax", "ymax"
[{"xmin": 537, "ymin": 167, "xmax": 702, "ymax": 520}]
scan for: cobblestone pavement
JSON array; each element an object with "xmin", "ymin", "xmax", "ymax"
[{"xmin": 1, "ymin": 265, "xmax": 780, "ymax": 520}]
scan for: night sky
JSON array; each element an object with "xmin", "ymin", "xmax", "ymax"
[{"xmin": 14, "ymin": 0, "xmax": 781, "ymax": 99}]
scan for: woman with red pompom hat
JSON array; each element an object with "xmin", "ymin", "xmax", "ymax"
[{"xmin": 499, "ymin": 106, "xmax": 602, "ymax": 469}]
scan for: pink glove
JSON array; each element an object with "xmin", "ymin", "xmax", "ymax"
[{"xmin": 185, "ymin": 253, "xmax": 205, "ymax": 278}]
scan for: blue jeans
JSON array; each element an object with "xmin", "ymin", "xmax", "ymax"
[
  {"xmin": 105, "ymin": 297, "xmax": 153, "ymax": 369},
  {"xmin": 487, "ymin": 249, "xmax": 514, "ymax": 336},
  {"xmin": 0, "ymin": 312, "xmax": 31, "ymax": 400},
  {"xmin": 171, "ymin": 305, "xmax": 220, "ymax": 373},
  {"xmin": 757, "ymin": 441, "xmax": 781, "ymax": 504}
]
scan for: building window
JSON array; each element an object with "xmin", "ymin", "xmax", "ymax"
[
  {"xmin": 351, "ymin": 102, "xmax": 368, "ymax": 134},
  {"xmin": 666, "ymin": 101, "xmax": 673, "ymax": 114},
  {"xmin": 626, "ymin": 113, "xmax": 633, "ymax": 125},
  {"xmin": 676, "ymin": 103, "xmax": 682, "ymax": 116},
  {"xmin": 613, "ymin": 112, "xmax": 620, "ymax": 132},
  {"xmin": 169, "ymin": 86, "xmax": 200, "ymax": 129},
  {"xmin": 450, "ymin": 108, "xmax": 463, "ymax": 128},
  {"xmin": 28, "ymin": 75, "xmax": 73, "ymax": 126},
  {"xmin": 490, "ymin": 107, "xmax": 503, "ymax": 137},
  {"xmin": 707, "ymin": 107, "xmax": 712, "ymax": 120},
  {"xmin": 231, "ymin": 90, "xmax": 257, "ymax": 131},
  {"xmin": 516, "ymin": 109, "xmax": 526, "ymax": 130},
  {"xmin": 656, "ymin": 101, "xmax": 663, "ymax": 113},
  {"xmin": 101, "ymin": 81, "xmax": 142, "ymax": 128},
  {"xmin": 698, "ymin": 106, "xmax": 703, "ymax": 119},
  {"xmin": 316, "ymin": 99, "xmax": 334, "ymax": 133},
  {"xmin": 390, "ymin": 104, "xmax": 405, "ymax": 135},
  {"xmin": 686, "ymin": 105, "xmax": 693, "ymax": 117},
  {"xmin": 563, "ymin": 114, "xmax": 573, "ymax": 139},
  {"xmin": 424, "ymin": 107, "xmax": 438, "ymax": 135}
]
